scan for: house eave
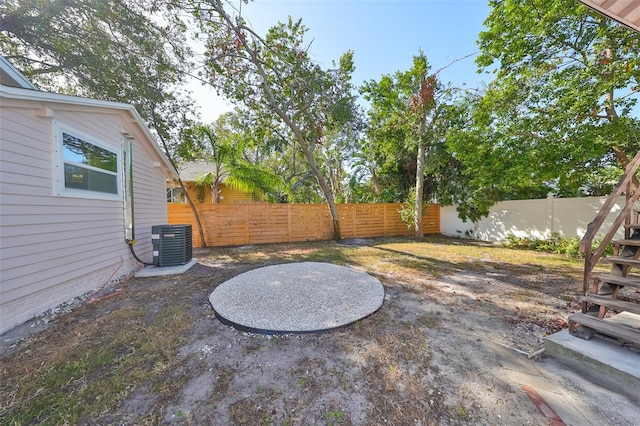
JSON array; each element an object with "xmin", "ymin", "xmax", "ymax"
[
  {"xmin": 0, "ymin": 85, "xmax": 178, "ymax": 179},
  {"xmin": 0, "ymin": 56, "xmax": 37, "ymax": 89},
  {"xmin": 578, "ymin": 0, "xmax": 640, "ymax": 33}
]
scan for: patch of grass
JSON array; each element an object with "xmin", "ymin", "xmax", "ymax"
[
  {"xmin": 217, "ymin": 241, "xmax": 351, "ymax": 265},
  {"xmin": 228, "ymin": 389, "xmax": 283, "ymax": 426},
  {"xmin": 229, "ymin": 398, "xmax": 261, "ymax": 424},
  {"xmin": 205, "ymin": 235, "xmax": 589, "ymax": 285},
  {"xmin": 364, "ymin": 237, "xmax": 590, "ymax": 282},
  {"xmin": 204, "ymin": 236, "xmax": 590, "ymax": 281},
  {"xmin": 456, "ymin": 404, "xmax": 470, "ymax": 420},
  {"xmin": 415, "ymin": 313, "xmax": 444, "ymax": 329},
  {"xmin": 259, "ymin": 410, "xmax": 273, "ymax": 425},
  {"xmin": 1, "ymin": 305, "xmax": 192, "ymax": 424},
  {"xmin": 213, "ymin": 370, "xmax": 234, "ymax": 399},
  {"xmin": 505, "ymin": 289, "xmax": 538, "ymax": 301},
  {"xmin": 245, "ymin": 341, "xmax": 264, "ymax": 354},
  {"xmin": 325, "ymin": 407, "xmax": 346, "ymax": 421}
]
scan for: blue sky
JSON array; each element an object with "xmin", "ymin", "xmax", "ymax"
[{"xmin": 191, "ymin": 0, "xmax": 492, "ymax": 121}]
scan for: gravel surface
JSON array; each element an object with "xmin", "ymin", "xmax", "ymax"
[{"xmin": 209, "ymin": 262, "xmax": 384, "ymax": 333}]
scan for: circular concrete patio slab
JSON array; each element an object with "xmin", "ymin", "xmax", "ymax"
[{"xmin": 209, "ymin": 262, "xmax": 385, "ymax": 334}]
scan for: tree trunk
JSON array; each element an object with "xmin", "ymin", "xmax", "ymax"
[
  {"xmin": 295, "ymin": 138, "xmax": 342, "ymax": 240},
  {"xmin": 414, "ymin": 143, "xmax": 426, "ymax": 242},
  {"xmin": 213, "ymin": 2, "xmax": 342, "ymax": 240},
  {"xmin": 212, "ymin": 181, "xmax": 220, "ymax": 203},
  {"xmin": 264, "ymin": 95, "xmax": 342, "ymax": 241},
  {"xmin": 605, "ymin": 89, "xmax": 639, "ymax": 189},
  {"xmin": 156, "ymin": 133, "xmax": 208, "ymax": 248},
  {"xmin": 176, "ymin": 177, "xmax": 208, "ymax": 248}
]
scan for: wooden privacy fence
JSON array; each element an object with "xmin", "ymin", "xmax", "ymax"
[{"xmin": 168, "ymin": 203, "xmax": 440, "ymax": 248}]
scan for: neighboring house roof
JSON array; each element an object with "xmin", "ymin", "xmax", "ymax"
[
  {"xmin": 177, "ymin": 160, "xmax": 224, "ymax": 182},
  {"xmin": 0, "ymin": 55, "xmax": 37, "ymax": 89},
  {"xmin": 0, "ymin": 84, "xmax": 178, "ymax": 178},
  {"xmin": 579, "ymin": 0, "xmax": 640, "ymax": 32}
]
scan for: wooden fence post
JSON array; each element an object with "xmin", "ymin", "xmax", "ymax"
[
  {"xmin": 244, "ymin": 205, "xmax": 250, "ymax": 245},
  {"xmin": 288, "ymin": 204, "xmax": 292, "ymax": 243},
  {"xmin": 384, "ymin": 203, "xmax": 388, "ymax": 236}
]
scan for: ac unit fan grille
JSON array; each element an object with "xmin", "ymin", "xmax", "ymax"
[{"xmin": 151, "ymin": 224, "xmax": 192, "ymax": 266}]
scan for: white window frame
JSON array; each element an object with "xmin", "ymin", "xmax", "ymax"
[
  {"xmin": 167, "ymin": 186, "xmax": 186, "ymax": 203},
  {"xmin": 53, "ymin": 120, "xmax": 122, "ymax": 200}
]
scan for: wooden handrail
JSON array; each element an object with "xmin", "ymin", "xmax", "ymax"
[
  {"xmin": 580, "ymin": 150, "xmax": 640, "ymax": 301},
  {"xmin": 591, "ymin": 188, "xmax": 640, "ymax": 261},
  {"xmin": 580, "ymin": 150, "xmax": 640, "ymax": 253}
]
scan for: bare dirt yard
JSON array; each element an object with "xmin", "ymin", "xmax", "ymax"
[{"xmin": 1, "ymin": 236, "xmax": 639, "ymax": 425}]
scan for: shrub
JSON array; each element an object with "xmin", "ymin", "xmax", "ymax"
[
  {"xmin": 501, "ymin": 232, "xmax": 613, "ymax": 258},
  {"xmin": 398, "ymin": 187, "xmax": 431, "ymax": 231}
]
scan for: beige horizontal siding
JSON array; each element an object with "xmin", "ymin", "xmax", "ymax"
[
  {"xmin": 1, "ymin": 225, "xmax": 117, "ymax": 255},
  {"xmin": 0, "ymin": 107, "xmax": 51, "ymax": 138},
  {"xmin": 55, "ymin": 110, "xmax": 121, "ymax": 144},
  {"xmin": 0, "ymin": 100, "xmax": 170, "ymax": 334},
  {"xmin": 1, "ymin": 137, "xmax": 51, "ymax": 166},
  {"xmin": 2, "ymin": 243, "xmax": 125, "ymax": 299}
]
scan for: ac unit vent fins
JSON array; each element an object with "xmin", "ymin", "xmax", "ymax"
[{"xmin": 151, "ymin": 224, "xmax": 193, "ymax": 267}]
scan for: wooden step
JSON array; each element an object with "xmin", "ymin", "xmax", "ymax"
[
  {"xmin": 613, "ymin": 239, "xmax": 640, "ymax": 247},
  {"xmin": 568, "ymin": 313, "xmax": 640, "ymax": 345},
  {"xmin": 600, "ymin": 257, "xmax": 640, "ymax": 268},
  {"xmin": 592, "ymin": 274, "xmax": 640, "ymax": 290},
  {"xmin": 624, "ymin": 224, "xmax": 640, "ymax": 230},
  {"xmin": 580, "ymin": 295, "xmax": 640, "ymax": 315}
]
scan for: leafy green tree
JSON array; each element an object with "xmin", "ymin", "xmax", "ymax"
[
  {"xmin": 354, "ymin": 131, "xmax": 415, "ymax": 204},
  {"xmin": 258, "ymin": 142, "xmax": 316, "ymax": 203},
  {"xmin": 234, "ymin": 113, "xmax": 322, "ymax": 203},
  {"xmin": 197, "ymin": 2, "xmax": 359, "ymax": 240},
  {"xmin": 316, "ymin": 121, "xmax": 363, "ymax": 203},
  {"xmin": 0, "ymin": 0, "xmax": 195, "ymax": 129},
  {"xmin": 179, "ymin": 114, "xmax": 283, "ymax": 203},
  {"xmin": 362, "ymin": 51, "xmax": 449, "ymax": 240},
  {"xmin": 445, "ymin": 91, "xmax": 557, "ymax": 221},
  {"xmin": 453, "ymin": 0, "xmax": 640, "ymax": 220},
  {"xmin": 346, "ymin": 137, "xmax": 386, "ymax": 203}
]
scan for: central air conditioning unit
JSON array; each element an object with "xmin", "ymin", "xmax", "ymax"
[{"xmin": 151, "ymin": 224, "xmax": 193, "ymax": 266}]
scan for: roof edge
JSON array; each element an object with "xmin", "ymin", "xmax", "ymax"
[
  {"xmin": 0, "ymin": 56, "xmax": 37, "ymax": 89},
  {"xmin": 578, "ymin": 0, "xmax": 640, "ymax": 33}
]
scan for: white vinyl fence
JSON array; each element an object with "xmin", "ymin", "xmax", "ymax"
[{"xmin": 440, "ymin": 194, "xmax": 633, "ymax": 243}]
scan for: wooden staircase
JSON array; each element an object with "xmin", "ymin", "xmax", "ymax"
[{"xmin": 569, "ymin": 151, "xmax": 640, "ymax": 349}]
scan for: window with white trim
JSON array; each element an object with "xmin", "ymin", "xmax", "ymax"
[
  {"xmin": 54, "ymin": 121, "xmax": 121, "ymax": 199},
  {"xmin": 167, "ymin": 186, "xmax": 185, "ymax": 203}
]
